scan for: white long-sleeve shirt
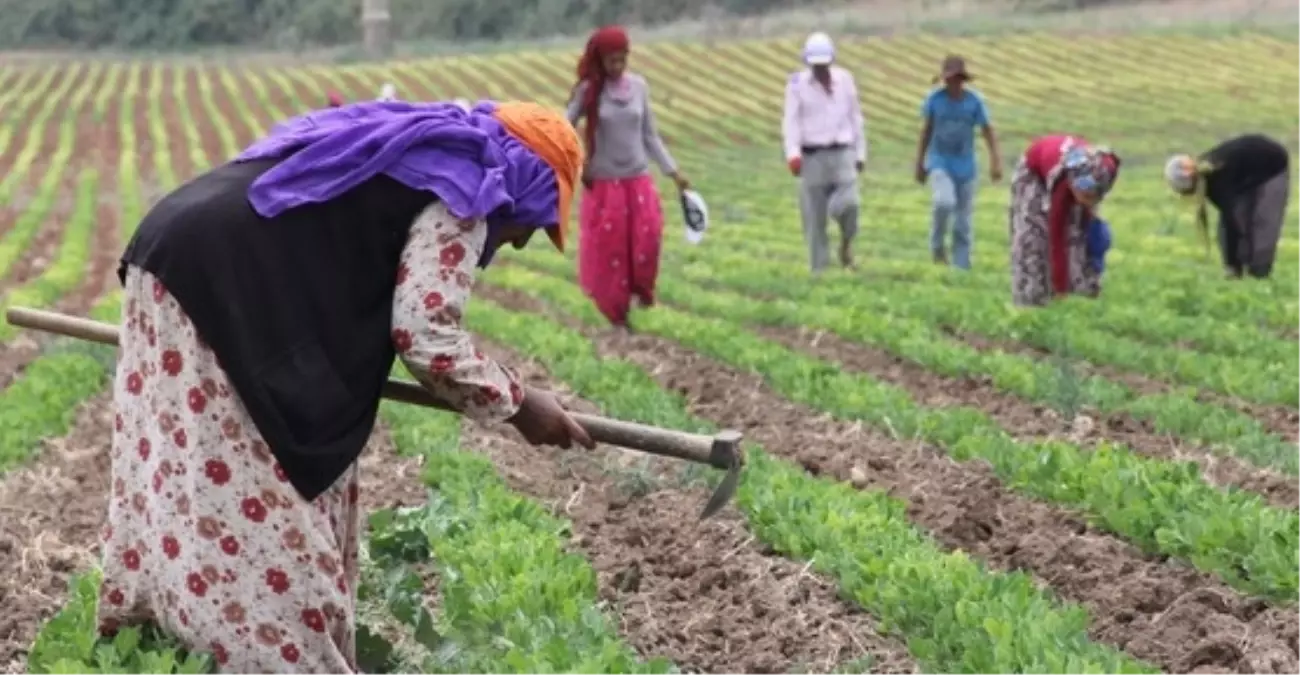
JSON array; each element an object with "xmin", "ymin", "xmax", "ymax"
[{"xmin": 781, "ymin": 66, "xmax": 867, "ymax": 163}]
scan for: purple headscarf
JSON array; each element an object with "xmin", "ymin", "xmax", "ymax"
[{"xmin": 234, "ymin": 100, "xmax": 558, "ymax": 265}]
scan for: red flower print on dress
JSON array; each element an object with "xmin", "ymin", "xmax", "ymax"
[
  {"xmin": 301, "ymin": 608, "xmax": 326, "ymax": 633},
  {"xmin": 161, "ymin": 535, "xmax": 180, "ymax": 559},
  {"xmin": 210, "ymin": 642, "xmax": 228, "ymax": 665},
  {"xmin": 126, "ymin": 372, "xmax": 143, "ymax": 395},
  {"xmin": 137, "ymin": 438, "xmax": 151, "ymax": 461},
  {"xmin": 430, "ymin": 354, "xmax": 455, "ymax": 374},
  {"xmin": 251, "ymin": 440, "xmax": 273, "ymax": 464},
  {"xmin": 201, "ymin": 565, "xmax": 221, "ymax": 584},
  {"xmin": 219, "ymin": 535, "xmax": 240, "ymax": 556},
  {"xmin": 160, "ymin": 350, "xmax": 183, "ymax": 376},
  {"xmin": 172, "ymin": 428, "xmax": 187, "ymax": 448},
  {"xmin": 281, "ymin": 643, "xmax": 301, "ymax": 664},
  {"xmin": 157, "ymin": 411, "xmax": 176, "ymax": 433},
  {"xmin": 201, "ymin": 377, "xmax": 220, "ymax": 399},
  {"xmin": 396, "ymin": 263, "xmax": 410, "ymax": 285},
  {"xmin": 152, "ymin": 470, "xmax": 164, "ymax": 493},
  {"xmin": 316, "ymin": 553, "xmax": 339, "ymax": 576},
  {"xmin": 106, "ymin": 588, "xmax": 124, "ymax": 606},
  {"xmin": 114, "ymin": 414, "xmax": 123, "ymax": 432},
  {"xmin": 222, "ymin": 602, "xmax": 247, "ymax": 624},
  {"xmin": 221, "ymin": 416, "xmax": 242, "ymax": 440},
  {"xmin": 204, "ymin": 459, "xmax": 232, "ymax": 486},
  {"xmin": 179, "ymin": 609, "xmax": 189, "ymax": 626},
  {"xmin": 265, "ymin": 568, "xmax": 291, "ymax": 594},
  {"xmin": 392, "ymin": 328, "xmax": 413, "ymax": 353},
  {"xmin": 273, "ymin": 463, "xmax": 289, "ymax": 483},
  {"xmin": 152, "ymin": 280, "xmax": 166, "ymax": 302},
  {"xmin": 241, "ymin": 496, "xmax": 268, "ymax": 523},
  {"xmin": 457, "ymin": 217, "xmax": 477, "ymax": 233},
  {"xmin": 196, "ymin": 516, "xmax": 222, "ymax": 540},
  {"xmin": 186, "ymin": 387, "xmax": 207, "ymax": 414},
  {"xmin": 282, "ymin": 527, "xmax": 307, "ymax": 550},
  {"xmin": 423, "ymin": 291, "xmax": 445, "ymax": 310},
  {"xmin": 186, "ymin": 572, "xmax": 208, "ymax": 597},
  {"xmin": 440, "ymin": 241, "xmax": 467, "ymax": 267},
  {"xmin": 347, "ymin": 482, "xmax": 359, "ymax": 505},
  {"xmin": 510, "ymin": 381, "xmax": 524, "ymax": 405}
]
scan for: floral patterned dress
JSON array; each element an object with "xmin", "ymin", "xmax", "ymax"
[{"xmin": 98, "ymin": 201, "xmax": 524, "ymax": 673}]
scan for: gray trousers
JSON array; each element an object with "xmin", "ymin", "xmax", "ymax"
[
  {"xmin": 1220, "ymin": 168, "xmax": 1290, "ymax": 278},
  {"xmin": 798, "ymin": 147, "xmax": 860, "ymax": 272}
]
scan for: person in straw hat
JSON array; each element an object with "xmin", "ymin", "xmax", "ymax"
[
  {"xmin": 1163, "ymin": 133, "xmax": 1290, "ymax": 279},
  {"xmin": 98, "ymin": 98, "xmax": 594, "ymax": 672},
  {"xmin": 1009, "ymin": 134, "xmax": 1122, "ymax": 306},
  {"xmin": 567, "ymin": 25, "xmax": 689, "ymax": 331},
  {"xmin": 914, "ymin": 54, "xmax": 1003, "ymax": 269},
  {"xmin": 782, "ymin": 31, "xmax": 867, "ymax": 274}
]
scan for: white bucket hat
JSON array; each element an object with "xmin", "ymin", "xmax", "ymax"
[
  {"xmin": 803, "ymin": 32, "xmax": 835, "ymax": 66},
  {"xmin": 377, "ymin": 82, "xmax": 397, "ymax": 101},
  {"xmin": 1164, "ymin": 154, "xmax": 1198, "ymax": 194}
]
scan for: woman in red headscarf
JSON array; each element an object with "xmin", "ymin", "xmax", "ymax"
[
  {"xmin": 1009, "ymin": 134, "xmax": 1121, "ymax": 306},
  {"xmin": 566, "ymin": 25, "xmax": 688, "ymax": 330}
]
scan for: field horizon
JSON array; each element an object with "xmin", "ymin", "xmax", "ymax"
[{"xmin": 0, "ymin": 23, "xmax": 1297, "ymax": 675}]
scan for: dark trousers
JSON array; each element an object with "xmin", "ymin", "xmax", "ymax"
[{"xmin": 1220, "ymin": 168, "xmax": 1290, "ymax": 278}]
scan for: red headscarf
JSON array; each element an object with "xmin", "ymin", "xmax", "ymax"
[
  {"xmin": 574, "ymin": 25, "xmax": 630, "ymax": 153},
  {"xmin": 326, "ymin": 90, "xmax": 344, "ymax": 108}
]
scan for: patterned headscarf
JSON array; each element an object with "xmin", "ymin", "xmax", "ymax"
[
  {"xmin": 1062, "ymin": 144, "xmax": 1121, "ymax": 199},
  {"xmin": 1164, "ymin": 152, "xmax": 1217, "ymax": 253}
]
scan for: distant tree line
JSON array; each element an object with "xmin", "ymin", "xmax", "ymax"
[
  {"xmin": 0, "ymin": 0, "xmax": 784, "ymax": 50},
  {"xmin": 0, "ymin": 0, "xmax": 1138, "ymax": 51}
]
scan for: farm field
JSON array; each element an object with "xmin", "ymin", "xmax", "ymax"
[{"xmin": 0, "ymin": 27, "xmax": 1298, "ymax": 674}]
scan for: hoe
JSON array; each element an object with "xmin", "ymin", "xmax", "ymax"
[{"xmin": 5, "ymin": 306, "xmax": 745, "ymax": 520}]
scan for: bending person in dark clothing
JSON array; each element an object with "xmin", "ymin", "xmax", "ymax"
[{"xmin": 1164, "ymin": 133, "xmax": 1291, "ymax": 279}]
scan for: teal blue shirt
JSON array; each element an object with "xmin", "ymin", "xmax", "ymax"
[{"xmin": 922, "ymin": 87, "xmax": 990, "ymax": 183}]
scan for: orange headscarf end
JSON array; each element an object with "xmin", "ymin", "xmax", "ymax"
[{"xmin": 491, "ymin": 101, "xmax": 584, "ymax": 254}]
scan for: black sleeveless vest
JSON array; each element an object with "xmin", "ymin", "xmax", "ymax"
[{"xmin": 120, "ymin": 158, "xmax": 438, "ymax": 500}]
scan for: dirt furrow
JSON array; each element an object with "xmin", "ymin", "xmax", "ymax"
[
  {"xmin": 157, "ymin": 66, "xmax": 195, "ymax": 182},
  {"xmin": 460, "ymin": 339, "xmax": 919, "ymax": 673},
  {"xmin": 183, "ymin": 66, "xmax": 225, "ymax": 168},
  {"xmin": 478, "ymin": 283, "xmax": 1300, "ymax": 674},
  {"xmin": 948, "ymin": 328, "xmax": 1299, "ymax": 442}
]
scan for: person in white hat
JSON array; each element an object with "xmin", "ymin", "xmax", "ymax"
[
  {"xmin": 782, "ymin": 31, "xmax": 867, "ymax": 274},
  {"xmin": 1163, "ymin": 133, "xmax": 1290, "ymax": 279}
]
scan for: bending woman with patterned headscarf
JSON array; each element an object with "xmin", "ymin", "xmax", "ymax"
[
  {"xmin": 98, "ymin": 99, "xmax": 593, "ymax": 673},
  {"xmin": 1164, "ymin": 133, "xmax": 1290, "ymax": 279},
  {"xmin": 1008, "ymin": 135, "xmax": 1121, "ymax": 306},
  {"xmin": 566, "ymin": 25, "xmax": 689, "ymax": 330}
]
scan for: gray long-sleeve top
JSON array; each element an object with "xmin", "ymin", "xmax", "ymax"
[{"xmin": 566, "ymin": 73, "xmax": 677, "ymax": 180}]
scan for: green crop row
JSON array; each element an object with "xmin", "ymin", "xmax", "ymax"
[
  {"xmin": 0, "ymin": 65, "xmax": 79, "ymax": 206},
  {"xmin": 513, "ymin": 252, "xmax": 1298, "ymax": 476},
  {"xmin": 0, "ymin": 169, "xmax": 100, "ymax": 341},
  {"xmin": 684, "ymin": 212, "xmax": 1298, "ymax": 366},
  {"xmin": 461, "ymin": 296, "xmax": 1152, "ymax": 673},
  {"xmin": 370, "ymin": 395, "xmax": 671, "ymax": 673},
  {"xmin": 0, "ymin": 66, "xmax": 96, "ymax": 284},
  {"xmin": 486, "ymin": 261, "xmax": 1300, "ymax": 603}
]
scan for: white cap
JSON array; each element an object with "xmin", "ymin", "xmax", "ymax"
[
  {"xmin": 803, "ymin": 32, "xmax": 835, "ymax": 65},
  {"xmin": 377, "ymin": 83, "xmax": 397, "ymax": 101}
]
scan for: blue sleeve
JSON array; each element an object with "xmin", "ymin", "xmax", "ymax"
[
  {"xmin": 973, "ymin": 93, "xmax": 990, "ymax": 127},
  {"xmin": 920, "ymin": 91, "xmax": 934, "ymax": 120}
]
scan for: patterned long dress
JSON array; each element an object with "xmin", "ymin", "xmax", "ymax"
[
  {"xmin": 1008, "ymin": 135, "xmax": 1103, "ymax": 306},
  {"xmin": 98, "ymin": 201, "xmax": 524, "ymax": 673}
]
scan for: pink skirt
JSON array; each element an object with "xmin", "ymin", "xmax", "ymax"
[{"xmin": 577, "ymin": 174, "xmax": 665, "ymax": 326}]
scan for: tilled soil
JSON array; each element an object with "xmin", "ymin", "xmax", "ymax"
[
  {"xmin": 182, "ymin": 66, "xmax": 226, "ymax": 166},
  {"xmin": 478, "ymin": 283, "xmax": 1300, "ymax": 674},
  {"xmin": 458, "ymin": 341, "xmax": 919, "ymax": 674},
  {"xmin": 752, "ymin": 324, "xmax": 1299, "ymax": 510},
  {"xmin": 156, "ymin": 65, "xmax": 195, "ymax": 182},
  {"xmin": 948, "ymin": 327, "xmax": 1300, "ymax": 443}
]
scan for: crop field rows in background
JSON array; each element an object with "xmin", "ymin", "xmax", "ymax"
[{"xmin": 0, "ymin": 29, "xmax": 1296, "ymax": 675}]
